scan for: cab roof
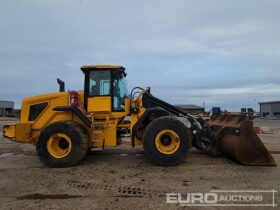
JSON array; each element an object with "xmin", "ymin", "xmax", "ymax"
[{"xmin": 81, "ymin": 65, "xmax": 125, "ymax": 72}]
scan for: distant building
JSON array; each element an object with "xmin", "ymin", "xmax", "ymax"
[
  {"xmin": 259, "ymin": 101, "xmax": 280, "ymax": 118},
  {"xmin": 0, "ymin": 100, "xmax": 14, "ymax": 117},
  {"xmin": 175, "ymin": 104, "xmax": 205, "ymax": 115}
]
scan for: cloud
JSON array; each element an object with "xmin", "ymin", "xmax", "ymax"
[{"xmin": 0, "ymin": 0, "xmax": 279, "ymax": 110}]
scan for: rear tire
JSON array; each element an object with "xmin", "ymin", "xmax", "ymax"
[
  {"xmin": 36, "ymin": 121, "xmax": 88, "ymax": 167},
  {"xmin": 143, "ymin": 116, "xmax": 191, "ymax": 166}
]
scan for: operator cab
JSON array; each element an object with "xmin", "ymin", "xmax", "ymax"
[{"xmin": 81, "ymin": 65, "xmax": 129, "ymax": 114}]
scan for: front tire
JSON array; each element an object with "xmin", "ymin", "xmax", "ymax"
[
  {"xmin": 143, "ymin": 116, "xmax": 191, "ymax": 166},
  {"xmin": 36, "ymin": 121, "xmax": 88, "ymax": 167}
]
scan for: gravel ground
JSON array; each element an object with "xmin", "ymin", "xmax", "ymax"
[{"xmin": 0, "ymin": 118, "xmax": 279, "ymax": 210}]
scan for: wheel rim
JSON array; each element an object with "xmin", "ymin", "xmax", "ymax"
[
  {"xmin": 155, "ymin": 129, "xmax": 180, "ymax": 154},
  {"xmin": 47, "ymin": 133, "xmax": 72, "ymax": 158}
]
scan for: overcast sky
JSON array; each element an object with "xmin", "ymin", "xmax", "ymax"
[{"xmin": 0, "ymin": 0, "xmax": 279, "ymax": 110}]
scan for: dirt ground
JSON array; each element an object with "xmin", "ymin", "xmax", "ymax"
[{"xmin": 0, "ymin": 118, "xmax": 279, "ymax": 210}]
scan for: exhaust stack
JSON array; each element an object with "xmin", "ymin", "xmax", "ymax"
[{"xmin": 57, "ymin": 78, "xmax": 65, "ymax": 92}]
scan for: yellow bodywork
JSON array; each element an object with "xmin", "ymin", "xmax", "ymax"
[
  {"xmin": 88, "ymin": 97, "xmax": 111, "ymax": 113},
  {"xmin": 3, "ymin": 89, "xmax": 146, "ymax": 148},
  {"xmin": 3, "ymin": 91, "xmax": 78, "ymax": 144},
  {"xmin": 3, "ymin": 123, "xmax": 31, "ymax": 143},
  {"xmin": 2, "ymin": 64, "xmax": 150, "ymax": 154},
  {"xmin": 81, "ymin": 65, "xmax": 124, "ymax": 69}
]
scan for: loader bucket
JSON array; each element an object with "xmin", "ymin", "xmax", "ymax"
[{"xmin": 195, "ymin": 114, "xmax": 276, "ymax": 166}]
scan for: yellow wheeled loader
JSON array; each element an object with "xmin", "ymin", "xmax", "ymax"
[{"xmin": 3, "ymin": 65, "xmax": 276, "ymax": 167}]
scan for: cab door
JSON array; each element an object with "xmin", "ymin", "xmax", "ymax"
[{"xmin": 85, "ymin": 70, "xmax": 112, "ymax": 113}]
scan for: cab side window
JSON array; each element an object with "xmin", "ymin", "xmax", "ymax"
[
  {"xmin": 112, "ymin": 71, "xmax": 128, "ymax": 111},
  {"xmin": 89, "ymin": 71, "xmax": 111, "ymax": 96}
]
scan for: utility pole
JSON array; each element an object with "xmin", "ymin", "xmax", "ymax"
[{"xmin": 254, "ymin": 98, "xmax": 257, "ymax": 113}]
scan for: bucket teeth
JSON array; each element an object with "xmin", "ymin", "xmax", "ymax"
[{"xmin": 194, "ymin": 114, "xmax": 276, "ymax": 166}]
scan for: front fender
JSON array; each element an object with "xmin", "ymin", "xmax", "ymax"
[{"xmin": 131, "ymin": 107, "xmax": 169, "ymax": 146}]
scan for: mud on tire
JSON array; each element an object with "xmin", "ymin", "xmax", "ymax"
[
  {"xmin": 36, "ymin": 121, "xmax": 88, "ymax": 167},
  {"xmin": 143, "ymin": 116, "xmax": 191, "ymax": 166}
]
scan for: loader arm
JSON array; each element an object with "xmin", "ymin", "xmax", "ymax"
[
  {"xmin": 140, "ymin": 90, "xmax": 275, "ymax": 166},
  {"xmin": 141, "ymin": 92, "xmax": 201, "ymax": 130}
]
